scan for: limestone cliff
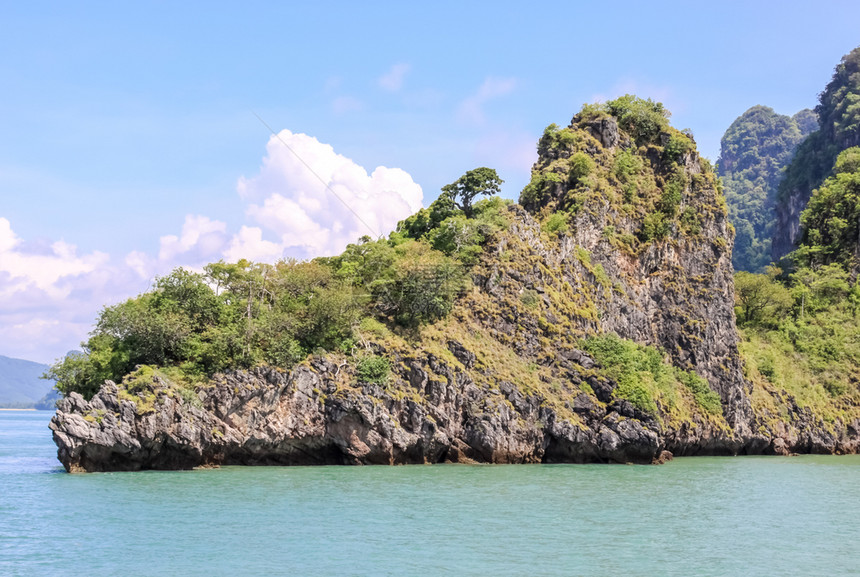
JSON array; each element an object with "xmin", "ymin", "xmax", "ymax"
[{"xmin": 50, "ymin": 98, "xmax": 860, "ymax": 471}]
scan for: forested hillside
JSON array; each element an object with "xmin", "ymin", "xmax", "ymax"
[
  {"xmin": 773, "ymin": 46, "xmax": 860, "ymax": 261},
  {"xmin": 718, "ymin": 106, "xmax": 815, "ymax": 272}
]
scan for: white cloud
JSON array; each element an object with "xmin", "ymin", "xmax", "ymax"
[
  {"xmin": 0, "ymin": 217, "xmax": 146, "ymax": 362},
  {"xmin": 223, "ymin": 226, "xmax": 285, "ymax": 263},
  {"xmin": 379, "ymin": 63, "xmax": 410, "ymax": 92},
  {"xmin": 0, "ymin": 217, "xmax": 110, "ymax": 299},
  {"xmin": 124, "ymin": 251, "xmax": 151, "ymax": 279},
  {"xmin": 158, "ymin": 215, "xmax": 228, "ymax": 262},
  {"xmin": 0, "ymin": 217, "xmax": 18, "ymax": 252},
  {"xmin": 236, "ymin": 129, "xmax": 423, "ymax": 258},
  {"xmin": 458, "ymin": 77, "xmax": 517, "ymax": 124}
]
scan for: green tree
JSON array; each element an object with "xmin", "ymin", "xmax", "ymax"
[
  {"xmin": 734, "ymin": 269, "xmax": 793, "ymax": 326},
  {"xmin": 373, "ymin": 241, "xmax": 468, "ymax": 327},
  {"xmin": 441, "ymin": 167, "xmax": 503, "ymax": 218},
  {"xmin": 44, "ymin": 349, "xmax": 111, "ymax": 400}
]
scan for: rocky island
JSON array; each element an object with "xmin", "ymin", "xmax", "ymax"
[{"xmin": 50, "ymin": 78, "xmax": 860, "ymax": 471}]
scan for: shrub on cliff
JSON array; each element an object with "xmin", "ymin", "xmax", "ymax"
[
  {"xmin": 604, "ymin": 95, "xmax": 671, "ymax": 145},
  {"xmin": 581, "ymin": 334, "xmax": 722, "ymax": 418},
  {"xmin": 355, "ymin": 354, "xmax": 390, "ymax": 384}
]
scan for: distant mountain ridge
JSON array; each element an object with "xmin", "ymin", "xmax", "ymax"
[{"xmin": 0, "ymin": 355, "xmax": 53, "ymax": 408}]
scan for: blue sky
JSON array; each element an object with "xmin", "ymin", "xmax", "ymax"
[{"xmin": 1, "ymin": 0, "xmax": 859, "ymax": 362}]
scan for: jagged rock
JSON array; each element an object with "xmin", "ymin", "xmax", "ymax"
[
  {"xmin": 447, "ymin": 340, "xmax": 476, "ymax": 369},
  {"xmin": 53, "ymin": 344, "xmax": 857, "ymax": 472},
  {"xmin": 585, "ymin": 117, "xmax": 620, "ymax": 149},
  {"xmin": 653, "ymin": 450, "xmax": 674, "ymax": 464},
  {"xmin": 52, "ymin": 355, "xmax": 730, "ymax": 472}
]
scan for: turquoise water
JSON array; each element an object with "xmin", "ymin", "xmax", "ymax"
[{"xmin": 1, "ymin": 411, "xmax": 858, "ymax": 576}]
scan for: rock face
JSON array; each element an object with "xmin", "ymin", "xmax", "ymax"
[
  {"xmin": 772, "ymin": 188, "xmax": 811, "ymax": 261},
  {"xmin": 50, "ymin": 348, "xmax": 860, "ymax": 472},
  {"xmin": 515, "ymin": 112, "xmax": 750, "ymax": 431},
  {"xmin": 49, "ymin": 362, "xmax": 666, "ymax": 471}
]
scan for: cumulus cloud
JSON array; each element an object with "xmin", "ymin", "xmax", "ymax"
[
  {"xmin": 0, "ymin": 217, "xmax": 142, "ymax": 362},
  {"xmin": 0, "ymin": 217, "xmax": 110, "ymax": 300},
  {"xmin": 223, "ymin": 226, "xmax": 285, "ymax": 263},
  {"xmin": 237, "ymin": 129, "xmax": 423, "ymax": 257},
  {"xmin": 0, "ymin": 218, "xmax": 16, "ymax": 252},
  {"xmin": 458, "ymin": 77, "xmax": 517, "ymax": 124},
  {"xmin": 379, "ymin": 63, "xmax": 411, "ymax": 92},
  {"xmin": 158, "ymin": 215, "xmax": 228, "ymax": 263},
  {"xmin": 151, "ymin": 131, "xmax": 423, "ymax": 264}
]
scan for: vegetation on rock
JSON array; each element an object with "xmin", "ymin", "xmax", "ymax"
[
  {"xmin": 520, "ymin": 95, "xmax": 722, "ymax": 253},
  {"xmin": 581, "ymin": 334, "xmax": 722, "ymax": 418},
  {"xmin": 47, "ymin": 172, "xmax": 513, "ymax": 401}
]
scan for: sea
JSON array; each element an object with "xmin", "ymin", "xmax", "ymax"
[{"xmin": 1, "ymin": 410, "xmax": 858, "ymax": 576}]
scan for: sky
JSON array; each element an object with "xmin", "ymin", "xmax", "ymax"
[{"xmin": 2, "ymin": 1, "xmax": 859, "ymax": 363}]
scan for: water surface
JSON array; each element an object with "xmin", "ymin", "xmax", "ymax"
[{"xmin": 1, "ymin": 411, "xmax": 857, "ymax": 576}]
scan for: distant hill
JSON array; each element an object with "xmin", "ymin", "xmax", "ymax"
[
  {"xmin": 0, "ymin": 355, "xmax": 53, "ymax": 408},
  {"xmin": 718, "ymin": 105, "xmax": 815, "ymax": 272}
]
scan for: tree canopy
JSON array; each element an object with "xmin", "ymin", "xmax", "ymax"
[
  {"xmin": 441, "ymin": 167, "xmax": 503, "ymax": 217},
  {"xmin": 795, "ymin": 147, "xmax": 860, "ymax": 272}
]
